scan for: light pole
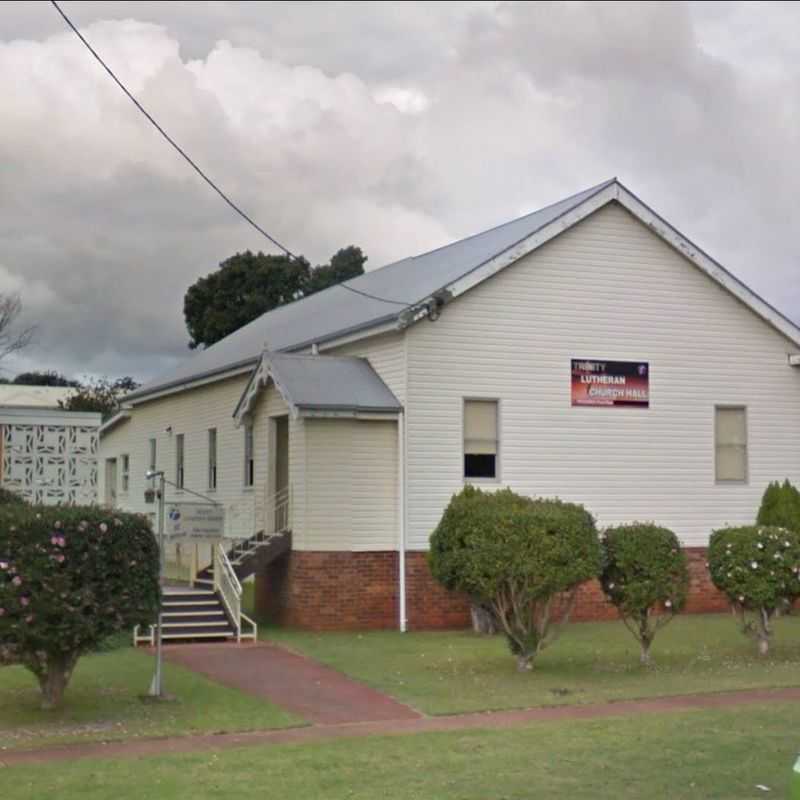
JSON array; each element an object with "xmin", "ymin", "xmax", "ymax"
[{"xmin": 145, "ymin": 469, "xmax": 166, "ymax": 698}]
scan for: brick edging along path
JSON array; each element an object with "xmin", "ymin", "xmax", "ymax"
[{"xmin": 2, "ymin": 685, "xmax": 799, "ymax": 767}]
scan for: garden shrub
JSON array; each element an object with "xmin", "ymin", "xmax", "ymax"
[
  {"xmin": 429, "ymin": 486, "xmax": 601, "ymax": 671},
  {"xmin": 600, "ymin": 523, "xmax": 689, "ymax": 665},
  {"xmin": 756, "ymin": 480, "xmax": 800, "ymax": 533},
  {"xmin": 0, "ymin": 505, "xmax": 160, "ymax": 708},
  {"xmin": 708, "ymin": 524, "xmax": 800, "ymax": 656},
  {"xmin": 0, "ymin": 486, "xmax": 26, "ymax": 506}
]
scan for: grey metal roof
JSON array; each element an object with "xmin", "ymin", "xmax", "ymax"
[
  {"xmin": 264, "ymin": 353, "xmax": 401, "ymax": 413},
  {"xmin": 130, "ymin": 179, "xmax": 616, "ymax": 401}
]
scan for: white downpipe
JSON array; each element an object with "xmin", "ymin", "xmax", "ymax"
[{"xmin": 398, "ymin": 410, "xmax": 407, "ymax": 632}]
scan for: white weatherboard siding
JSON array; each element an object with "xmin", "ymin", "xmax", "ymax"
[
  {"xmin": 405, "ymin": 202, "xmax": 800, "ymax": 549},
  {"xmin": 302, "ymin": 418, "xmax": 398, "ymax": 550},
  {"xmin": 98, "ymin": 375, "xmax": 269, "ymax": 539},
  {"xmin": 327, "ymin": 330, "xmax": 407, "ymax": 404}
]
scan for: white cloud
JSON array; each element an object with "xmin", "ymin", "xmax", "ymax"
[{"xmin": 0, "ymin": 2, "xmax": 797, "ymax": 383}]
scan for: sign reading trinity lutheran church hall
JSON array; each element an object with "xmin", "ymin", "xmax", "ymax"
[{"xmin": 571, "ymin": 359, "xmax": 650, "ymax": 408}]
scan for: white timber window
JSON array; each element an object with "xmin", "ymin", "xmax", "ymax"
[
  {"xmin": 175, "ymin": 433, "xmax": 185, "ymax": 489},
  {"xmin": 244, "ymin": 423, "xmax": 255, "ymax": 487},
  {"xmin": 148, "ymin": 438, "xmax": 157, "ymax": 474},
  {"xmin": 715, "ymin": 406, "xmax": 748, "ymax": 483},
  {"xmin": 120, "ymin": 453, "xmax": 130, "ymax": 493},
  {"xmin": 208, "ymin": 428, "xmax": 218, "ymax": 490},
  {"xmin": 464, "ymin": 399, "xmax": 499, "ymax": 480}
]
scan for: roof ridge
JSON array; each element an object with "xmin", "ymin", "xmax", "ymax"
[{"xmin": 341, "ymin": 178, "xmax": 617, "ymax": 286}]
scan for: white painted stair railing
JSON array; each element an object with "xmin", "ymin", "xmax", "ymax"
[{"xmin": 214, "ymin": 543, "xmax": 257, "ymax": 643}]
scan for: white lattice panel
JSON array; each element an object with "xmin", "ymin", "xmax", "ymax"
[{"xmin": 2, "ymin": 422, "xmax": 98, "ymax": 505}]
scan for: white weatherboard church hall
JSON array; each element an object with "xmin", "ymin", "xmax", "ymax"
[{"xmin": 99, "ymin": 179, "xmax": 800, "ymax": 636}]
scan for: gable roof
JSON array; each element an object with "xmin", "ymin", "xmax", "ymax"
[
  {"xmin": 129, "ymin": 178, "xmax": 800, "ymax": 403},
  {"xmin": 234, "ymin": 352, "xmax": 401, "ymax": 422}
]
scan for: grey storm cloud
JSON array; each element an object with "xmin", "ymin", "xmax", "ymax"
[{"xmin": 1, "ymin": 1, "xmax": 798, "ymax": 381}]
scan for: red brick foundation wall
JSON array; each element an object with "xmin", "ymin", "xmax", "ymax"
[{"xmin": 255, "ymin": 547, "xmax": 730, "ymax": 631}]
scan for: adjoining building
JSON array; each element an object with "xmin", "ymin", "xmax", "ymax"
[
  {"xmin": 0, "ymin": 386, "xmax": 100, "ymax": 505},
  {"xmin": 99, "ymin": 179, "xmax": 800, "ymax": 631}
]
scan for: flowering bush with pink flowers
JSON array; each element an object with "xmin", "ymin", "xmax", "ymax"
[
  {"xmin": 0, "ymin": 505, "xmax": 159, "ymax": 709},
  {"xmin": 708, "ymin": 524, "xmax": 800, "ymax": 656}
]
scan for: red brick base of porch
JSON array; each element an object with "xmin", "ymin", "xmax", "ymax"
[{"xmin": 254, "ymin": 547, "xmax": 730, "ymax": 631}]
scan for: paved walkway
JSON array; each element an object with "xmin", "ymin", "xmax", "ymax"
[
  {"xmin": 2, "ymin": 685, "xmax": 799, "ymax": 767},
  {"xmin": 163, "ymin": 642, "xmax": 421, "ymax": 725}
]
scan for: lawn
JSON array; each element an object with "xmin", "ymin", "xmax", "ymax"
[
  {"xmin": 2, "ymin": 703, "xmax": 797, "ymax": 799},
  {"xmin": 263, "ymin": 613, "xmax": 800, "ymax": 715},
  {"xmin": 0, "ymin": 643, "xmax": 301, "ymax": 751}
]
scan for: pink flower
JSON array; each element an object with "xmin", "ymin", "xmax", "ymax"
[
  {"xmin": 55, "ymin": 554, "xmax": 65, "ymax": 563},
  {"xmin": 51, "ymin": 536, "xmax": 60, "ymax": 546},
  {"xmin": 12, "ymin": 576, "xmax": 22, "ymax": 586},
  {"xmin": 20, "ymin": 597, "xmax": 29, "ymax": 607},
  {"xmin": 0, "ymin": 561, "xmax": 7, "ymax": 570}
]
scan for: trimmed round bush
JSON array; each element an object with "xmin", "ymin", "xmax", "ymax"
[
  {"xmin": 0, "ymin": 505, "xmax": 160, "ymax": 708},
  {"xmin": 429, "ymin": 486, "xmax": 600, "ymax": 670},
  {"xmin": 708, "ymin": 524, "xmax": 800, "ymax": 655},
  {"xmin": 757, "ymin": 480, "xmax": 800, "ymax": 533},
  {"xmin": 0, "ymin": 486, "xmax": 26, "ymax": 506},
  {"xmin": 600, "ymin": 523, "xmax": 689, "ymax": 665}
]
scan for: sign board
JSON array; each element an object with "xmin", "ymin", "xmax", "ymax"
[
  {"xmin": 165, "ymin": 502, "xmax": 225, "ymax": 539},
  {"xmin": 571, "ymin": 359, "xmax": 649, "ymax": 407}
]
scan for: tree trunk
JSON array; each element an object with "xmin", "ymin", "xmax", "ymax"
[
  {"xmin": 516, "ymin": 652, "xmax": 534, "ymax": 672},
  {"xmin": 756, "ymin": 609, "xmax": 771, "ymax": 657},
  {"xmin": 37, "ymin": 655, "xmax": 75, "ymax": 710},
  {"xmin": 470, "ymin": 604, "xmax": 497, "ymax": 635},
  {"xmin": 640, "ymin": 640, "xmax": 652, "ymax": 666}
]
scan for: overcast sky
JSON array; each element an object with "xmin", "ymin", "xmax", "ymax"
[{"xmin": 2, "ymin": 1, "xmax": 798, "ymax": 382}]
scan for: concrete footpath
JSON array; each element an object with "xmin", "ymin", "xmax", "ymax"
[{"xmin": 2, "ymin": 685, "xmax": 799, "ymax": 767}]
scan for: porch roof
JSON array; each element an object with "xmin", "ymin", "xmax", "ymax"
[{"xmin": 234, "ymin": 352, "xmax": 402, "ymax": 422}]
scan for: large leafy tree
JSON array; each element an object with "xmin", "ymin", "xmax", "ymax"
[
  {"xmin": 184, "ymin": 246, "xmax": 367, "ymax": 349},
  {"xmin": 12, "ymin": 370, "xmax": 79, "ymax": 387}
]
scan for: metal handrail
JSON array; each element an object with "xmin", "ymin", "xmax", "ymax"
[{"xmin": 214, "ymin": 543, "xmax": 243, "ymax": 642}]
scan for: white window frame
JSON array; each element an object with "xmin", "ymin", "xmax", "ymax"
[
  {"xmin": 148, "ymin": 438, "xmax": 157, "ymax": 474},
  {"xmin": 120, "ymin": 453, "xmax": 130, "ymax": 493},
  {"xmin": 175, "ymin": 433, "xmax": 185, "ymax": 490},
  {"xmin": 208, "ymin": 428, "xmax": 218, "ymax": 491},
  {"xmin": 244, "ymin": 423, "xmax": 255, "ymax": 488},
  {"xmin": 463, "ymin": 397, "xmax": 501, "ymax": 483},
  {"xmin": 714, "ymin": 405, "xmax": 748, "ymax": 484}
]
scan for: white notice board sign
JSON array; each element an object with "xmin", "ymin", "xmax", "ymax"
[{"xmin": 165, "ymin": 502, "xmax": 225, "ymax": 538}]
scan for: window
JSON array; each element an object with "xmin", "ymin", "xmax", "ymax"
[
  {"xmin": 175, "ymin": 433, "xmax": 185, "ymax": 489},
  {"xmin": 121, "ymin": 454, "xmax": 130, "ymax": 492},
  {"xmin": 715, "ymin": 406, "xmax": 747, "ymax": 482},
  {"xmin": 464, "ymin": 399, "xmax": 499, "ymax": 479},
  {"xmin": 208, "ymin": 428, "xmax": 217, "ymax": 490},
  {"xmin": 244, "ymin": 424, "xmax": 254, "ymax": 487},
  {"xmin": 149, "ymin": 438, "xmax": 157, "ymax": 474}
]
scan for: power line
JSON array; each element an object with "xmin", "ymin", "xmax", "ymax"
[
  {"xmin": 51, "ymin": 0, "xmax": 296, "ymax": 257},
  {"xmin": 50, "ymin": 0, "xmax": 416, "ymax": 308}
]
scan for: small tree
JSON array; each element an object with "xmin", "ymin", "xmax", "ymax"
[
  {"xmin": 59, "ymin": 376, "xmax": 139, "ymax": 420},
  {"xmin": 757, "ymin": 480, "xmax": 800, "ymax": 533},
  {"xmin": 429, "ymin": 487, "xmax": 600, "ymax": 671},
  {"xmin": 600, "ymin": 523, "xmax": 689, "ymax": 665},
  {"xmin": 0, "ymin": 505, "xmax": 160, "ymax": 709},
  {"xmin": 708, "ymin": 525, "xmax": 800, "ymax": 656}
]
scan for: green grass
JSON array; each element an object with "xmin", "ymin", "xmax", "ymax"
[
  {"xmin": 263, "ymin": 614, "xmax": 800, "ymax": 715},
  {"xmin": 2, "ymin": 704, "xmax": 797, "ymax": 799},
  {"xmin": 0, "ymin": 645, "xmax": 301, "ymax": 751}
]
